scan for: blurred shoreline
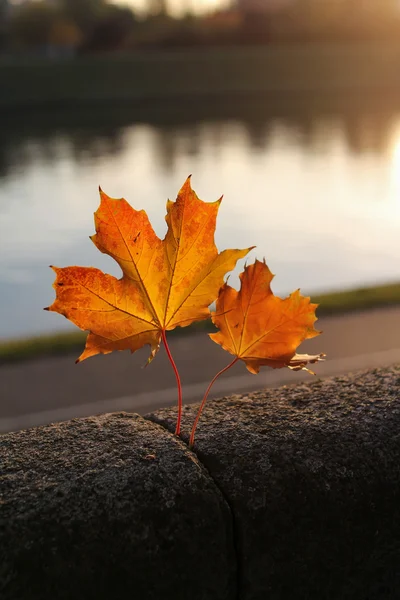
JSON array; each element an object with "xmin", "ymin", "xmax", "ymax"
[
  {"xmin": 3, "ymin": 44, "xmax": 400, "ymax": 111},
  {"xmin": 1, "ymin": 280, "xmax": 400, "ymax": 365}
]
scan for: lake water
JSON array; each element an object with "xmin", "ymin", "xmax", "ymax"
[{"xmin": 1, "ymin": 102, "xmax": 400, "ymax": 339}]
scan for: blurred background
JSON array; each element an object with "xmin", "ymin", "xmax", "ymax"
[{"xmin": 1, "ymin": 0, "xmax": 400, "ymax": 433}]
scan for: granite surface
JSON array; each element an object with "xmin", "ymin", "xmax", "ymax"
[
  {"xmin": 148, "ymin": 365, "xmax": 400, "ymax": 600},
  {"xmin": 0, "ymin": 413, "xmax": 235, "ymax": 600}
]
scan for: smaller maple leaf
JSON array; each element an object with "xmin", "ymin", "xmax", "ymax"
[{"xmin": 210, "ymin": 259, "xmax": 324, "ymax": 374}]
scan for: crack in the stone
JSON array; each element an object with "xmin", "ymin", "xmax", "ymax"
[
  {"xmin": 143, "ymin": 415, "xmax": 242, "ymax": 600},
  {"xmin": 192, "ymin": 447, "xmax": 243, "ymax": 600}
]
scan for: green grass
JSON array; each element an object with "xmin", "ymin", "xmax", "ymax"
[
  {"xmin": 313, "ymin": 282, "xmax": 400, "ymax": 316},
  {"xmin": 0, "ymin": 331, "xmax": 87, "ymax": 365},
  {"xmin": 1, "ymin": 280, "xmax": 399, "ymax": 365}
]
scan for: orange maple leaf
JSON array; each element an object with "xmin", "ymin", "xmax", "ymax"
[
  {"xmin": 210, "ymin": 259, "xmax": 324, "ymax": 373},
  {"xmin": 46, "ymin": 177, "xmax": 251, "ymax": 363}
]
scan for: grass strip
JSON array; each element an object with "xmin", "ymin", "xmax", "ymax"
[
  {"xmin": 1, "ymin": 281, "xmax": 399, "ymax": 365},
  {"xmin": 313, "ymin": 281, "xmax": 400, "ymax": 316}
]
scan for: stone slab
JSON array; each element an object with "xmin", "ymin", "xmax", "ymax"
[
  {"xmin": 148, "ymin": 366, "xmax": 400, "ymax": 600},
  {"xmin": 0, "ymin": 413, "xmax": 236, "ymax": 600}
]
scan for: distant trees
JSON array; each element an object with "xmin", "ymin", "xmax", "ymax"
[
  {"xmin": 0, "ymin": 0, "xmax": 9, "ymax": 51},
  {"xmin": 9, "ymin": 1, "xmax": 60, "ymax": 49},
  {"xmin": 48, "ymin": 19, "xmax": 82, "ymax": 51},
  {"xmin": 273, "ymin": 0, "xmax": 400, "ymax": 42},
  {"xmin": 85, "ymin": 5, "xmax": 138, "ymax": 52},
  {"xmin": 3, "ymin": 0, "xmax": 400, "ymax": 55},
  {"xmin": 55, "ymin": 0, "xmax": 106, "ymax": 36},
  {"xmin": 148, "ymin": 0, "xmax": 168, "ymax": 17},
  {"xmin": 6, "ymin": 0, "xmax": 138, "ymax": 54}
]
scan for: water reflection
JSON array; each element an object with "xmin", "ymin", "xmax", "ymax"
[
  {"xmin": 0, "ymin": 99, "xmax": 400, "ymax": 338},
  {"xmin": 1, "ymin": 106, "xmax": 399, "ymax": 179}
]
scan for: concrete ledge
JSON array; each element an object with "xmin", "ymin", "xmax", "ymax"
[
  {"xmin": 0, "ymin": 414, "xmax": 235, "ymax": 600},
  {"xmin": 149, "ymin": 366, "xmax": 400, "ymax": 599},
  {"xmin": 1, "ymin": 366, "xmax": 400, "ymax": 599}
]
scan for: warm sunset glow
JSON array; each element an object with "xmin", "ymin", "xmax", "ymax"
[
  {"xmin": 112, "ymin": 0, "xmax": 231, "ymax": 16},
  {"xmin": 388, "ymin": 127, "xmax": 400, "ymax": 213},
  {"xmin": 391, "ymin": 134, "xmax": 400, "ymax": 180}
]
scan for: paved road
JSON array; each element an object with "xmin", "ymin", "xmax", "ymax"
[{"xmin": 1, "ymin": 306, "xmax": 400, "ymax": 433}]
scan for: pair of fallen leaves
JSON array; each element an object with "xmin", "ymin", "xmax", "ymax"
[{"xmin": 47, "ymin": 177, "xmax": 323, "ymax": 445}]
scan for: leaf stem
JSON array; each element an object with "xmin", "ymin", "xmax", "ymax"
[
  {"xmin": 161, "ymin": 329, "xmax": 183, "ymax": 436},
  {"xmin": 189, "ymin": 356, "xmax": 239, "ymax": 449}
]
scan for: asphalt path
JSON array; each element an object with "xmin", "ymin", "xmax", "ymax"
[{"xmin": 1, "ymin": 306, "xmax": 400, "ymax": 433}]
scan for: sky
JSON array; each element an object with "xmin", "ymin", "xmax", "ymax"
[
  {"xmin": 7, "ymin": 0, "xmax": 231, "ymax": 17},
  {"xmin": 112, "ymin": 0, "xmax": 232, "ymax": 17},
  {"xmin": 114, "ymin": 0, "xmax": 400, "ymax": 18}
]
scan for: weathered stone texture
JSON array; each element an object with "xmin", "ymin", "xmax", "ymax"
[
  {"xmin": 0, "ymin": 413, "xmax": 235, "ymax": 600},
  {"xmin": 148, "ymin": 366, "xmax": 400, "ymax": 600}
]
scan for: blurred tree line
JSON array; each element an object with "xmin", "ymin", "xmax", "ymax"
[
  {"xmin": 1, "ymin": 0, "xmax": 400, "ymax": 56},
  {"xmin": 1, "ymin": 0, "xmax": 136, "ymax": 54}
]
